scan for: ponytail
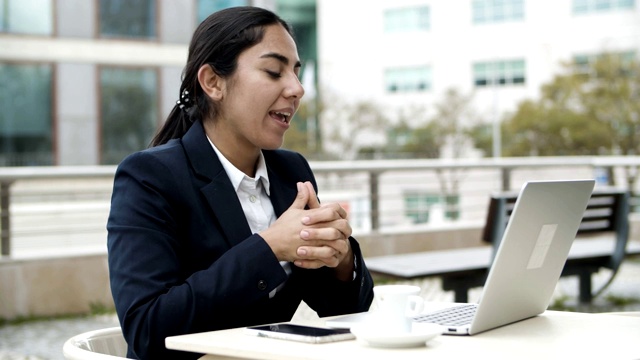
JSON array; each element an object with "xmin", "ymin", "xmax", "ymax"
[
  {"xmin": 150, "ymin": 83, "xmax": 201, "ymax": 147},
  {"xmin": 149, "ymin": 105, "xmax": 195, "ymax": 147}
]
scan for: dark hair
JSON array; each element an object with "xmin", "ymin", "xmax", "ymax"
[{"xmin": 150, "ymin": 6, "xmax": 292, "ymax": 146}]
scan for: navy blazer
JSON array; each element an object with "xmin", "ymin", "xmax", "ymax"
[{"xmin": 107, "ymin": 120, "xmax": 374, "ymax": 359}]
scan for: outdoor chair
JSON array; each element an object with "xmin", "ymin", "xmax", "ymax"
[{"xmin": 62, "ymin": 327, "xmax": 130, "ymax": 360}]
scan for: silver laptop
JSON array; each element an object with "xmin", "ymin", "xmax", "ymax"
[{"xmin": 330, "ymin": 179, "xmax": 596, "ymax": 335}]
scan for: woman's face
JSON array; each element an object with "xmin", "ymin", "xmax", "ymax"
[{"xmin": 211, "ymin": 23, "xmax": 304, "ymax": 156}]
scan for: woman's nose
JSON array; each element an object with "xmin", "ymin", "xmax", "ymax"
[{"xmin": 284, "ymin": 74, "xmax": 305, "ymax": 99}]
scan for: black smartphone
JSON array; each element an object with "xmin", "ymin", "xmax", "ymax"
[{"xmin": 244, "ymin": 323, "xmax": 355, "ymax": 344}]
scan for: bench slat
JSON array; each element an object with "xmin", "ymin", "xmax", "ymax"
[
  {"xmin": 366, "ymin": 189, "xmax": 635, "ymax": 304},
  {"xmin": 367, "ymin": 238, "xmax": 640, "ymax": 279}
]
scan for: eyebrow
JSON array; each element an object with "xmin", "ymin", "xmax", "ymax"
[{"xmin": 260, "ymin": 52, "xmax": 302, "ymax": 69}]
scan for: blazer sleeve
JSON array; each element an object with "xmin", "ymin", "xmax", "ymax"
[
  {"xmin": 107, "ymin": 151, "xmax": 288, "ymax": 359},
  {"xmin": 295, "ymin": 236, "xmax": 374, "ymax": 317}
]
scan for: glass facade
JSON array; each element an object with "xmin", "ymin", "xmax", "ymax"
[
  {"xmin": 0, "ymin": 0, "xmax": 53, "ymax": 35},
  {"xmin": 473, "ymin": 59, "xmax": 526, "ymax": 87},
  {"xmin": 276, "ymin": 0, "xmax": 319, "ymax": 153},
  {"xmin": 100, "ymin": 67, "xmax": 159, "ymax": 165},
  {"xmin": 99, "ymin": 0, "xmax": 156, "ymax": 39},
  {"xmin": 384, "ymin": 6, "xmax": 430, "ymax": 32},
  {"xmin": 277, "ymin": 0, "xmax": 317, "ymax": 68},
  {"xmin": 404, "ymin": 192, "xmax": 459, "ymax": 224},
  {"xmin": 573, "ymin": 0, "xmax": 635, "ymax": 14},
  {"xmin": 0, "ymin": 63, "xmax": 53, "ymax": 166},
  {"xmin": 573, "ymin": 51, "xmax": 637, "ymax": 75},
  {"xmin": 197, "ymin": 0, "xmax": 248, "ymax": 23},
  {"xmin": 385, "ymin": 67, "xmax": 432, "ymax": 93},
  {"xmin": 472, "ymin": 0, "xmax": 524, "ymax": 24}
]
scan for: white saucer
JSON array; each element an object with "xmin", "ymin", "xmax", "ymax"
[{"xmin": 350, "ymin": 323, "xmax": 444, "ymax": 348}]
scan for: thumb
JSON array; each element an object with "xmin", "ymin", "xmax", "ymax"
[
  {"xmin": 303, "ymin": 181, "xmax": 321, "ymax": 209},
  {"xmin": 289, "ymin": 182, "xmax": 309, "ymax": 210}
]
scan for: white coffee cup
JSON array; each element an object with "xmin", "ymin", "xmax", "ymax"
[{"xmin": 371, "ymin": 284, "xmax": 424, "ymax": 333}]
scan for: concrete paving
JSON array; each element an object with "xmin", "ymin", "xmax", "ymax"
[{"xmin": 1, "ymin": 257, "xmax": 639, "ymax": 360}]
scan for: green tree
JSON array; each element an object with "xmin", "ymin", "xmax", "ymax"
[
  {"xmin": 389, "ymin": 105, "xmax": 439, "ymax": 158},
  {"xmin": 392, "ymin": 88, "xmax": 480, "ymax": 159},
  {"xmin": 283, "ymin": 101, "xmax": 318, "ymax": 158},
  {"xmin": 496, "ymin": 53, "xmax": 640, "ymax": 157},
  {"xmin": 323, "ymin": 98, "xmax": 390, "ymax": 160},
  {"xmin": 580, "ymin": 54, "xmax": 640, "ymax": 155},
  {"xmin": 501, "ymin": 100, "xmax": 611, "ymax": 156},
  {"xmin": 387, "ymin": 88, "xmax": 481, "ymax": 220}
]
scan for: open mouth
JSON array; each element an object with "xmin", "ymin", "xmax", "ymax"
[{"xmin": 271, "ymin": 111, "xmax": 291, "ymax": 124}]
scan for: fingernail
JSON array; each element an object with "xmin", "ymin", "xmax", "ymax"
[
  {"xmin": 297, "ymin": 248, "xmax": 307, "ymax": 256},
  {"xmin": 300, "ymin": 230, "xmax": 309, "ymax": 239},
  {"xmin": 302, "ymin": 216, "xmax": 310, "ymax": 225}
]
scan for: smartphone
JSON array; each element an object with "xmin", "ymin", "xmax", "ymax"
[{"xmin": 244, "ymin": 323, "xmax": 355, "ymax": 344}]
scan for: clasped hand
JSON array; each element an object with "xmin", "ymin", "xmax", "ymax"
[{"xmin": 260, "ymin": 181, "xmax": 354, "ymax": 275}]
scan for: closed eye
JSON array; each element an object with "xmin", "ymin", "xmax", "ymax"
[{"xmin": 266, "ymin": 70, "xmax": 282, "ymax": 79}]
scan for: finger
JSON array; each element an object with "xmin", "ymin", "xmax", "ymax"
[
  {"xmin": 301, "ymin": 218, "xmax": 352, "ymax": 240},
  {"xmin": 303, "ymin": 181, "xmax": 321, "ymax": 209},
  {"xmin": 295, "ymin": 246, "xmax": 341, "ymax": 269},
  {"xmin": 289, "ymin": 182, "xmax": 309, "ymax": 211},
  {"xmin": 300, "ymin": 227, "xmax": 349, "ymax": 243},
  {"xmin": 297, "ymin": 245, "xmax": 338, "ymax": 260},
  {"xmin": 293, "ymin": 259, "xmax": 329, "ymax": 269},
  {"xmin": 323, "ymin": 202, "xmax": 348, "ymax": 220},
  {"xmin": 303, "ymin": 203, "xmax": 349, "ymax": 226}
]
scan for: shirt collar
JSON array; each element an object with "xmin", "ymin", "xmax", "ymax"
[{"xmin": 207, "ymin": 136, "xmax": 271, "ymax": 195}]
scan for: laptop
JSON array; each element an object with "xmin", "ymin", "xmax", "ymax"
[{"xmin": 329, "ymin": 179, "xmax": 596, "ymax": 335}]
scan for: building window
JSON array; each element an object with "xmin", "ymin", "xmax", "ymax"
[
  {"xmin": 472, "ymin": 0, "xmax": 524, "ymax": 24},
  {"xmin": 0, "ymin": 63, "xmax": 53, "ymax": 166},
  {"xmin": 404, "ymin": 192, "xmax": 459, "ymax": 224},
  {"xmin": 197, "ymin": 0, "xmax": 248, "ymax": 23},
  {"xmin": 573, "ymin": 51, "xmax": 636, "ymax": 76},
  {"xmin": 473, "ymin": 59, "xmax": 525, "ymax": 87},
  {"xmin": 573, "ymin": 0, "xmax": 635, "ymax": 14},
  {"xmin": 99, "ymin": 0, "xmax": 156, "ymax": 39},
  {"xmin": 100, "ymin": 67, "xmax": 158, "ymax": 165},
  {"xmin": 384, "ymin": 6, "xmax": 430, "ymax": 32},
  {"xmin": 385, "ymin": 66, "xmax": 432, "ymax": 93},
  {"xmin": 0, "ymin": 0, "xmax": 53, "ymax": 35}
]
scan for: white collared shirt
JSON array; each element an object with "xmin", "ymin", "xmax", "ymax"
[{"xmin": 208, "ymin": 137, "xmax": 291, "ymax": 297}]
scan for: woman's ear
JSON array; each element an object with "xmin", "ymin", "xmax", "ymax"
[{"xmin": 197, "ymin": 65, "xmax": 224, "ymax": 101}]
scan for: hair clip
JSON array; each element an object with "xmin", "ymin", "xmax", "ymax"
[{"xmin": 176, "ymin": 90, "xmax": 192, "ymax": 111}]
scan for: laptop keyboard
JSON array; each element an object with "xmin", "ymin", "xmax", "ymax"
[{"xmin": 413, "ymin": 303, "xmax": 478, "ymax": 326}]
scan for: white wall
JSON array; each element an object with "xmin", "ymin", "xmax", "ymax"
[
  {"xmin": 317, "ymin": 0, "xmax": 640, "ymax": 126},
  {"xmin": 57, "ymin": 63, "xmax": 99, "ymax": 165}
]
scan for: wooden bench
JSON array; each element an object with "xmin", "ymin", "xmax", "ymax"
[{"xmin": 365, "ymin": 189, "xmax": 640, "ymax": 303}]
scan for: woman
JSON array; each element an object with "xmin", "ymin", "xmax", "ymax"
[{"xmin": 107, "ymin": 6, "xmax": 374, "ymax": 359}]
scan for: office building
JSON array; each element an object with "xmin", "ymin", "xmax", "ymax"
[
  {"xmin": 0, "ymin": 0, "xmax": 315, "ymax": 166},
  {"xmin": 317, "ymin": 0, "xmax": 639, "ymax": 157},
  {"xmin": 2, "ymin": 0, "xmax": 638, "ymax": 165}
]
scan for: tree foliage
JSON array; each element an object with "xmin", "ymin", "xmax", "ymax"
[
  {"xmin": 283, "ymin": 101, "xmax": 316, "ymax": 158},
  {"xmin": 497, "ymin": 54, "xmax": 640, "ymax": 156},
  {"xmin": 390, "ymin": 105, "xmax": 440, "ymax": 158},
  {"xmin": 389, "ymin": 88, "xmax": 480, "ymax": 159},
  {"xmin": 322, "ymin": 98, "xmax": 390, "ymax": 160}
]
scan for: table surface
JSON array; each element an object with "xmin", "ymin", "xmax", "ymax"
[{"xmin": 165, "ymin": 307, "xmax": 640, "ymax": 360}]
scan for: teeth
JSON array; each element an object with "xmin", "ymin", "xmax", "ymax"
[{"xmin": 274, "ymin": 111, "xmax": 291, "ymax": 123}]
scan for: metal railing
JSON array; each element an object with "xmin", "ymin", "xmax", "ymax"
[{"xmin": 1, "ymin": 156, "xmax": 639, "ymax": 257}]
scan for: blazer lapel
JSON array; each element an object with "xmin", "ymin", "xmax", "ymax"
[
  {"xmin": 267, "ymin": 165, "xmax": 297, "ymax": 217},
  {"xmin": 181, "ymin": 121, "xmax": 252, "ymax": 248}
]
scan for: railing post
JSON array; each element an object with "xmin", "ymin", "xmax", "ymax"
[
  {"xmin": 369, "ymin": 171, "xmax": 380, "ymax": 231},
  {"xmin": 501, "ymin": 167, "xmax": 511, "ymax": 191},
  {"xmin": 1, "ymin": 180, "xmax": 12, "ymax": 256}
]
